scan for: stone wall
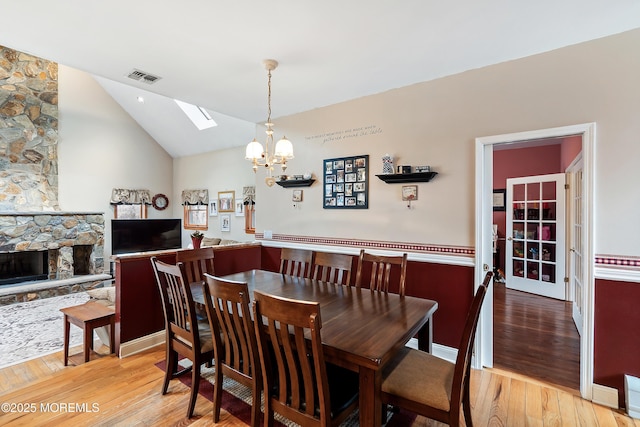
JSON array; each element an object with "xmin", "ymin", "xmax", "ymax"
[{"xmin": 0, "ymin": 45, "xmax": 59, "ymax": 211}]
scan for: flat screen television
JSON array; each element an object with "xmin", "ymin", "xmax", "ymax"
[{"xmin": 111, "ymin": 219, "xmax": 182, "ymax": 255}]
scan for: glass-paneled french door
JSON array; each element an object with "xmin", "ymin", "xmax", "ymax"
[{"xmin": 506, "ymin": 173, "xmax": 566, "ymax": 300}]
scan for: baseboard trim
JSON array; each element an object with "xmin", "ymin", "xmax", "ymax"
[
  {"xmin": 119, "ymin": 330, "xmax": 165, "ymax": 358},
  {"xmin": 592, "ymin": 383, "xmax": 619, "ymax": 409},
  {"xmin": 406, "ymin": 338, "xmax": 458, "ymax": 362}
]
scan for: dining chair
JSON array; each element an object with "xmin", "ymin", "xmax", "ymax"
[
  {"xmin": 311, "ymin": 251, "xmax": 353, "ymax": 286},
  {"xmin": 252, "ymin": 290, "xmax": 359, "ymax": 427},
  {"xmin": 354, "ymin": 249, "xmax": 408, "ymax": 296},
  {"xmin": 380, "ymin": 271, "xmax": 493, "ymax": 427},
  {"xmin": 202, "ymin": 274, "xmax": 262, "ymax": 426},
  {"xmin": 176, "ymin": 247, "xmax": 215, "ymax": 284},
  {"xmin": 150, "ymin": 256, "xmax": 214, "ymax": 419},
  {"xmin": 279, "ymin": 247, "xmax": 314, "ymax": 278}
]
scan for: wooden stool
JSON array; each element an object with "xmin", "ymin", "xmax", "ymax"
[{"xmin": 61, "ymin": 301, "xmax": 115, "ymax": 366}]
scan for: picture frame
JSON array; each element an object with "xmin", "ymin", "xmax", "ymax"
[
  {"xmin": 235, "ymin": 200, "xmax": 244, "ymax": 216},
  {"xmin": 218, "ymin": 191, "xmax": 235, "ymax": 212},
  {"xmin": 402, "ymin": 185, "xmax": 418, "ymax": 201},
  {"xmin": 220, "ymin": 213, "xmax": 231, "ymax": 232},
  {"xmin": 493, "ymin": 189, "xmax": 506, "ymax": 211},
  {"xmin": 323, "ymin": 154, "xmax": 369, "ymax": 209},
  {"xmin": 209, "ymin": 201, "xmax": 218, "ymax": 216},
  {"xmin": 292, "ymin": 189, "xmax": 303, "ymax": 202}
]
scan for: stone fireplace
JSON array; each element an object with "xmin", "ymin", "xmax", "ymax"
[
  {"xmin": 0, "ymin": 47, "xmax": 111, "ymax": 304},
  {"xmin": 0, "ymin": 212, "xmax": 105, "ymax": 281}
]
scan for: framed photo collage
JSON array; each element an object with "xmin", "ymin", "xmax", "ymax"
[{"xmin": 323, "ymin": 154, "xmax": 369, "ymax": 209}]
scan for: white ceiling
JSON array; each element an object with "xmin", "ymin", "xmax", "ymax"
[{"xmin": 3, "ymin": 1, "xmax": 640, "ymax": 157}]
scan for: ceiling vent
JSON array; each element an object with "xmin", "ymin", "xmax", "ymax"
[{"xmin": 126, "ymin": 69, "xmax": 162, "ymax": 84}]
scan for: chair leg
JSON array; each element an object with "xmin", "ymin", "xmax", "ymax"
[
  {"xmin": 187, "ymin": 361, "xmax": 201, "ymax": 418},
  {"xmin": 462, "ymin": 380, "xmax": 473, "ymax": 427},
  {"xmin": 212, "ymin": 363, "xmax": 222, "ymax": 422},
  {"xmin": 250, "ymin": 382, "xmax": 260, "ymax": 427},
  {"xmin": 163, "ymin": 349, "xmax": 177, "ymax": 394}
]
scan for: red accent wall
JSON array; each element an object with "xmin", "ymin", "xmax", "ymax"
[
  {"xmin": 262, "ymin": 246, "xmax": 474, "ymax": 348},
  {"xmin": 594, "ymin": 278, "xmax": 640, "ymax": 408},
  {"xmin": 114, "ymin": 244, "xmax": 261, "ymax": 353},
  {"xmin": 493, "ymin": 144, "xmax": 562, "ymax": 271}
]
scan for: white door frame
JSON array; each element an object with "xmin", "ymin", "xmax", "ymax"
[{"xmin": 474, "ymin": 123, "xmax": 595, "ymax": 400}]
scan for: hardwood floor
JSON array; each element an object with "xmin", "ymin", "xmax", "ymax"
[
  {"xmin": 493, "ymin": 280, "xmax": 581, "ymax": 391},
  {"xmin": 0, "ymin": 344, "xmax": 637, "ymax": 426}
]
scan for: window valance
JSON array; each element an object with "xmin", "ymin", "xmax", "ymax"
[
  {"xmin": 110, "ymin": 188, "xmax": 152, "ymax": 205},
  {"xmin": 181, "ymin": 189, "xmax": 209, "ymax": 205},
  {"xmin": 243, "ymin": 186, "xmax": 256, "ymax": 205}
]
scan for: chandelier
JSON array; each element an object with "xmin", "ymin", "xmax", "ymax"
[{"xmin": 245, "ymin": 59, "xmax": 294, "ymax": 186}]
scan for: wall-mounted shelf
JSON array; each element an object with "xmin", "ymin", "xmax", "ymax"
[
  {"xmin": 276, "ymin": 179, "xmax": 315, "ymax": 188},
  {"xmin": 376, "ymin": 172, "xmax": 437, "ymax": 183}
]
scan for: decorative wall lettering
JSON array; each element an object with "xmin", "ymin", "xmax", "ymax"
[{"xmin": 306, "ymin": 125, "xmax": 383, "ymax": 144}]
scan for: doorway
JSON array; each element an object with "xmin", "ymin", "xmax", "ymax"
[{"xmin": 475, "ymin": 123, "xmax": 595, "ymax": 400}]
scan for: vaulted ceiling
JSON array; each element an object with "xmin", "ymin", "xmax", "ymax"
[{"xmin": 3, "ymin": 1, "xmax": 640, "ymax": 157}]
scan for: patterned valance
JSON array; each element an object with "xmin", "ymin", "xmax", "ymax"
[
  {"xmin": 181, "ymin": 189, "xmax": 209, "ymax": 205},
  {"xmin": 243, "ymin": 186, "xmax": 255, "ymax": 205},
  {"xmin": 110, "ymin": 188, "xmax": 152, "ymax": 205}
]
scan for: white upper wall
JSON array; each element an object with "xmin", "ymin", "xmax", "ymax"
[
  {"xmin": 57, "ymin": 65, "xmax": 175, "ymax": 263},
  {"xmin": 230, "ymin": 28, "xmax": 640, "ymax": 258}
]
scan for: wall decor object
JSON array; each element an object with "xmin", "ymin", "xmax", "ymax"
[
  {"xmin": 493, "ymin": 189, "xmax": 506, "ymax": 211},
  {"xmin": 209, "ymin": 201, "xmax": 218, "ymax": 216},
  {"xmin": 218, "ymin": 191, "xmax": 235, "ymax": 212},
  {"xmin": 402, "ymin": 185, "xmax": 418, "ymax": 201},
  {"xmin": 220, "ymin": 214, "xmax": 231, "ymax": 232},
  {"xmin": 235, "ymin": 200, "xmax": 244, "ymax": 216},
  {"xmin": 323, "ymin": 154, "xmax": 369, "ymax": 209},
  {"xmin": 292, "ymin": 189, "xmax": 303, "ymax": 202},
  {"xmin": 151, "ymin": 193, "xmax": 169, "ymax": 211},
  {"xmin": 382, "ymin": 154, "xmax": 394, "ymax": 174}
]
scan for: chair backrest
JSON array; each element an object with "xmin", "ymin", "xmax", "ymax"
[
  {"xmin": 176, "ymin": 247, "xmax": 215, "ymax": 284},
  {"xmin": 312, "ymin": 251, "xmax": 353, "ymax": 285},
  {"xmin": 354, "ymin": 249, "xmax": 408, "ymax": 296},
  {"xmin": 450, "ymin": 271, "xmax": 493, "ymax": 411},
  {"xmin": 279, "ymin": 247, "xmax": 314, "ymax": 278},
  {"xmin": 202, "ymin": 273, "xmax": 259, "ymax": 382},
  {"xmin": 151, "ymin": 257, "xmax": 202, "ymax": 356},
  {"xmin": 253, "ymin": 290, "xmax": 331, "ymax": 426}
]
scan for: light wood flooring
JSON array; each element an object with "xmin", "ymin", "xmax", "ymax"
[{"xmin": 0, "ymin": 344, "xmax": 637, "ymax": 426}]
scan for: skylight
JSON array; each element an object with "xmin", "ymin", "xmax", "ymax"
[{"xmin": 174, "ymin": 99, "xmax": 217, "ymax": 130}]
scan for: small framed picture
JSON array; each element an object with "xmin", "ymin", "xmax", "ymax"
[
  {"xmin": 220, "ymin": 213, "xmax": 231, "ymax": 232},
  {"xmin": 235, "ymin": 201, "xmax": 244, "ymax": 216},
  {"xmin": 218, "ymin": 191, "xmax": 235, "ymax": 212},
  {"xmin": 493, "ymin": 189, "xmax": 506, "ymax": 211},
  {"xmin": 402, "ymin": 185, "xmax": 418, "ymax": 201},
  {"xmin": 209, "ymin": 201, "xmax": 218, "ymax": 216},
  {"xmin": 292, "ymin": 189, "xmax": 303, "ymax": 202}
]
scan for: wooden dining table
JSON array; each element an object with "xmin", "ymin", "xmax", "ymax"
[{"xmin": 191, "ymin": 269, "xmax": 438, "ymax": 427}]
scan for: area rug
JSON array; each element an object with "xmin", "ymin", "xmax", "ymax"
[
  {"xmin": 0, "ymin": 293, "xmax": 90, "ymax": 369},
  {"xmin": 156, "ymin": 359, "xmax": 416, "ymax": 426}
]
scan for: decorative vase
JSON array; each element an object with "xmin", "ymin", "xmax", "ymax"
[
  {"xmin": 192, "ymin": 238, "xmax": 202, "ymax": 249},
  {"xmin": 382, "ymin": 154, "xmax": 394, "ymax": 174}
]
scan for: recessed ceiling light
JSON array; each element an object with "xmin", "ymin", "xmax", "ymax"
[{"xmin": 137, "ymin": 96, "xmax": 145, "ymax": 103}]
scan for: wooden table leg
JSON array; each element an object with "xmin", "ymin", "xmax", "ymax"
[
  {"xmin": 359, "ymin": 366, "xmax": 383, "ymax": 427},
  {"xmin": 417, "ymin": 317, "xmax": 433, "ymax": 353},
  {"xmin": 63, "ymin": 314, "xmax": 70, "ymax": 366},
  {"xmin": 109, "ymin": 318, "xmax": 115, "ymax": 355},
  {"xmin": 83, "ymin": 323, "xmax": 92, "ymax": 363}
]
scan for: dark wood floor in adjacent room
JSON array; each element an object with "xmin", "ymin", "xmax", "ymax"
[{"xmin": 493, "ymin": 280, "xmax": 581, "ymax": 391}]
